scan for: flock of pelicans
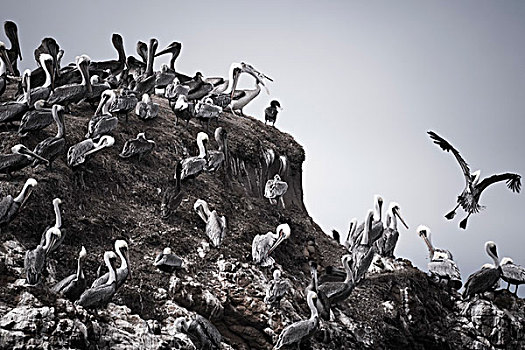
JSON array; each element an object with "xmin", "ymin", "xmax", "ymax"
[{"xmin": 0, "ymin": 21, "xmax": 523, "ymax": 349}]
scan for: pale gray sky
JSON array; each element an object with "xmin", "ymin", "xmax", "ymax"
[{"xmin": 4, "ymin": 1, "xmax": 525, "ymax": 293}]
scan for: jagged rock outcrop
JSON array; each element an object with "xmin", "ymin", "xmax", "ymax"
[{"xmin": 0, "ymin": 82, "xmax": 524, "ymax": 349}]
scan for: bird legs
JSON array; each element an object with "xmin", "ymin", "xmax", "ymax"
[
  {"xmin": 459, "ymin": 213, "xmax": 471, "ymax": 229},
  {"xmin": 445, "ymin": 204, "xmax": 460, "ymax": 220}
]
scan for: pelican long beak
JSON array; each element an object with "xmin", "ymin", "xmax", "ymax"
[
  {"xmin": 83, "ymin": 143, "xmax": 107, "ymax": 158},
  {"xmin": 0, "ymin": 48, "xmax": 15, "ymax": 76},
  {"xmin": 267, "ymin": 232, "xmax": 285, "ymax": 256},
  {"xmin": 19, "ymin": 147, "xmax": 50, "ymax": 165},
  {"xmin": 124, "ymin": 250, "xmax": 132, "ymax": 280},
  {"xmin": 95, "ymin": 93, "xmax": 110, "ymax": 116},
  {"xmin": 395, "ymin": 210, "xmax": 409, "ymax": 229},
  {"xmin": 24, "ymin": 71, "xmax": 31, "ymax": 106},
  {"xmin": 80, "ymin": 60, "xmax": 92, "ymax": 94},
  {"xmin": 230, "ymin": 68, "xmax": 241, "ymax": 100},
  {"xmin": 44, "ymin": 58, "xmax": 55, "ymax": 91}
]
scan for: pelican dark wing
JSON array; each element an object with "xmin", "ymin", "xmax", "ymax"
[
  {"xmin": 428, "ymin": 131, "xmax": 471, "ymax": 183},
  {"xmin": 476, "ymin": 173, "xmax": 521, "ymax": 194}
]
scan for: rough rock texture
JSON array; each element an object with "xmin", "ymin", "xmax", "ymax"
[{"xmin": 0, "ymin": 81, "xmax": 524, "ymax": 349}]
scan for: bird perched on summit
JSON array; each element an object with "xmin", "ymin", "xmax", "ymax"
[
  {"xmin": 264, "ymin": 100, "xmax": 281, "ymax": 126},
  {"xmin": 428, "ymin": 131, "xmax": 521, "ymax": 229}
]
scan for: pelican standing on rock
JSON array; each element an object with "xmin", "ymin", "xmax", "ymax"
[
  {"xmin": 500, "ymin": 258, "xmax": 525, "ymax": 295},
  {"xmin": 274, "ymin": 291, "xmax": 319, "ymax": 350},
  {"xmin": 88, "ymin": 89, "xmax": 119, "ymax": 139},
  {"xmin": 349, "ymin": 195, "xmax": 384, "ymax": 251},
  {"xmin": 305, "ymin": 261, "xmax": 331, "ymax": 321},
  {"xmin": 24, "ymin": 227, "xmax": 61, "ymax": 285},
  {"xmin": 52, "ymin": 246, "xmax": 87, "ymax": 301},
  {"xmin": 265, "ymin": 100, "xmax": 282, "ymax": 126},
  {"xmin": 194, "ymin": 199, "xmax": 227, "ymax": 248},
  {"xmin": 89, "ymin": 33, "xmax": 126, "ymax": 76},
  {"xmin": 119, "ymin": 132, "xmax": 155, "ymax": 161},
  {"xmin": 205, "ymin": 127, "xmax": 227, "ymax": 172},
  {"xmin": 0, "ymin": 41, "xmax": 15, "ymax": 97},
  {"xmin": 91, "ymin": 240, "xmax": 131, "ymax": 289},
  {"xmin": 39, "ymin": 198, "xmax": 65, "ymax": 254},
  {"xmin": 463, "ymin": 241, "xmax": 502, "ymax": 299},
  {"xmin": 318, "ymin": 254, "xmax": 355, "ymax": 303},
  {"xmin": 135, "ymin": 93, "xmax": 159, "ymax": 120},
  {"xmin": 0, "ymin": 69, "xmax": 30, "ymax": 124},
  {"xmin": 194, "ymin": 98, "xmax": 222, "ymax": 130},
  {"xmin": 252, "ymin": 223, "xmax": 291, "ymax": 267},
  {"xmin": 3, "ymin": 21, "xmax": 22, "ymax": 76},
  {"xmin": 171, "ymin": 94, "xmax": 194, "ymax": 127},
  {"xmin": 18, "ymin": 100, "xmax": 54, "ymax": 136},
  {"xmin": 21, "ymin": 54, "xmax": 55, "ymax": 103},
  {"xmin": 181, "ymin": 132, "xmax": 208, "ymax": 180},
  {"xmin": 75, "ymin": 251, "xmax": 119, "ymax": 309},
  {"xmin": 264, "ymin": 174, "xmax": 288, "ymax": 208},
  {"xmin": 0, "ymin": 144, "xmax": 49, "ymax": 178},
  {"xmin": 175, "ymin": 315, "xmax": 222, "ymax": 350},
  {"xmin": 264, "ymin": 270, "xmax": 291, "ymax": 309},
  {"xmin": 161, "ymin": 161, "xmax": 184, "ymax": 219},
  {"xmin": 47, "ymin": 55, "xmax": 92, "ymax": 106},
  {"xmin": 0, "ymin": 178, "xmax": 37, "ymax": 229},
  {"xmin": 154, "ymin": 247, "xmax": 183, "ymax": 272},
  {"xmin": 428, "ymin": 131, "xmax": 521, "ymax": 229},
  {"xmin": 32, "ymin": 105, "xmax": 66, "ymax": 169},
  {"xmin": 374, "ymin": 202, "xmax": 409, "ymax": 258},
  {"xmin": 417, "ymin": 225, "xmax": 462, "ymax": 289},
  {"xmin": 351, "ymin": 210, "xmax": 376, "ymax": 284}
]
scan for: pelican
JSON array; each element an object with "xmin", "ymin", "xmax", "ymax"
[
  {"xmin": 87, "ymin": 90, "xmax": 120, "ymax": 139},
  {"xmin": 174, "ymin": 315, "xmax": 222, "ymax": 350},
  {"xmin": 463, "ymin": 241, "xmax": 502, "ymax": 299},
  {"xmin": 75, "ymin": 251, "xmax": 119, "ymax": 309},
  {"xmin": 0, "ymin": 178, "xmax": 37, "ymax": 229},
  {"xmin": 161, "ymin": 161, "xmax": 184, "ymax": 219},
  {"xmin": 47, "ymin": 55, "xmax": 92, "ymax": 106},
  {"xmin": 264, "ymin": 174, "xmax": 288, "ymax": 208},
  {"xmin": 154, "ymin": 247, "xmax": 183, "ymax": 272},
  {"xmin": 84, "ymin": 75, "xmax": 110, "ymax": 107},
  {"xmin": 264, "ymin": 269, "xmax": 290, "ymax": 309},
  {"xmin": 274, "ymin": 291, "xmax": 319, "ymax": 350},
  {"xmin": 194, "ymin": 98, "xmax": 222, "ymax": 130},
  {"xmin": 374, "ymin": 202, "xmax": 409, "ymax": 258},
  {"xmin": 348, "ymin": 195, "xmax": 384, "ymax": 251},
  {"xmin": 193, "ymin": 199, "xmax": 227, "ymax": 248},
  {"xmin": 89, "ymin": 34, "xmax": 126, "ymax": 76},
  {"xmin": 67, "ymin": 135, "xmax": 115, "ymax": 188},
  {"xmin": 32, "ymin": 105, "xmax": 66, "ymax": 169},
  {"xmin": 39, "ymin": 198, "xmax": 64, "ymax": 254},
  {"xmin": 91, "ymin": 240, "xmax": 131, "ymax": 289},
  {"xmin": 3, "ymin": 21, "xmax": 22, "ymax": 76},
  {"xmin": 342, "ymin": 218, "xmax": 357, "ymax": 251},
  {"xmin": 133, "ymin": 38, "xmax": 158, "ymax": 96},
  {"xmin": 154, "ymin": 41, "xmax": 188, "ymax": 81},
  {"xmin": 265, "ymin": 100, "xmax": 282, "ymax": 126},
  {"xmin": 119, "ymin": 132, "xmax": 155, "ymax": 161},
  {"xmin": 24, "ymin": 227, "xmax": 61, "ymax": 285},
  {"xmin": 417, "ymin": 225, "xmax": 462, "ymax": 290},
  {"xmin": 181, "ymin": 132, "xmax": 208, "ymax": 180},
  {"xmin": 318, "ymin": 255, "xmax": 355, "ymax": 303},
  {"xmin": 51, "ymin": 246, "xmax": 87, "ymax": 301},
  {"xmin": 0, "ymin": 41, "xmax": 15, "ymax": 97},
  {"xmin": 154, "ymin": 63, "xmax": 176, "ymax": 90},
  {"xmin": 0, "ymin": 144, "xmax": 49, "ymax": 178},
  {"xmin": 252, "ymin": 223, "xmax": 291, "ymax": 267},
  {"xmin": 34, "ymin": 38, "xmax": 60, "ymax": 79},
  {"xmin": 229, "ymin": 78, "xmax": 268, "ymax": 116},
  {"xmin": 500, "ymin": 258, "xmax": 525, "ymax": 295},
  {"xmin": 136, "ymin": 40, "xmax": 148, "ymax": 64},
  {"xmin": 135, "ymin": 93, "xmax": 159, "ymax": 120},
  {"xmin": 205, "ymin": 127, "xmax": 227, "ymax": 172},
  {"xmin": 0, "ymin": 69, "xmax": 31, "ymax": 124},
  {"xmin": 19, "ymin": 54, "xmax": 55, "ymax": 104},
  {"xmin": 18, "ymin": 101, "xmax": 54, "ymax": 136},
  {"xmin": 101, "ymin": 88, "xmax": 138, "ymax": 122},
  {"xmin": 305, "ymin": 261, "xmax": 331, "ymax": 321},
  {"xmin": 171, "ymin": 94, "xmax": 195, "ymax": 127},
  {"xmin": 351, "ymin": 210, "xmax": 375, "ymax": 284},
  {"xmin": 428, "ymin": 131, "xmax": 521, "ymax": 229}
]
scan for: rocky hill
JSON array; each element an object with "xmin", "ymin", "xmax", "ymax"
[{"xmin": 0, "ymin": 81, "xmax": 524, "ymax": 350}]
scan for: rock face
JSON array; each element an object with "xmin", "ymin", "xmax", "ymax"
[{"xmin": 0, "ymin": 83, "xmax": 524, "ymax": 349}]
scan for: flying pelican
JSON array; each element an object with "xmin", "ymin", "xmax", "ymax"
[
  {"xmin": 428, "ymin": 131, "xmax": 521, "ymax": 229},
  {"xmin": 305, "ymin": 261, "xmax": 331, "ymax": 321},
  {"xmin": 3, "ymin": 21, "xmax": 22, "ymax": 76},
  {"xmin": 274, "ymin": 291, "xmax": 319, "ymax": 350},
  {"xmin": 24, "ymin": 227, "xmax": 61, "ymax": 285},
  {"xmin": 119, "ymin": 132, "xmax": 155, "ymax": 161},
  {"xmin": 47, "ymin": 55, "xmax": 92, "ymax": 106},
  {"xmin": 174, "ymin": 315, "xmax": 222, "ymax": 350},
  {"xmin": 264, "ymin": 269, "xmax": 291, "ymax": 309},
  {"xmin": 0, "ymin": 144, "xmax": 49, "ymax": 178},
  {"xmin": 265, "ymin": 100, "xmax": 282, "ymax": 126},
  {"xmin": 51, "ymin": 246, "xmax": 87, "ymax": 301},
  {"xmin": 351, "ymin": 210, "xmax": 376, "ymax": 284},
  {"xmin": 416, "ymin": 225, "xmax": 462, "ymax": 290},
  {"xmin": 32, "ymin": 105, "xmax": 66, "ymax": 169},
  {"xmin": 500, "ymin": 258, "xmax": 525, "ymax": 295},
  {"xmin": 194, "ymin": 98, "xmax": 222, "ymax": 130},
  {"xmin": 89, "ymin": 34, "xmax": 126, "ymax": 76},
  {"xmin": 19, "ymin": 54, "xmax": 55, "ymax": 104},
  {"xmin": 374, "ymin": 202, "xmax": 409, "ymax": 258},
  {"xmin": 252, "ymin": 223, "xmax": 291, "ymax": 267},
  {"xmin": 133, "ymin": 38, "xmax": 158, "ymax": 96},
  {"xmin": 0, "ymin": 69, "xmax": 31, "ymax": 124},
  {"xmin": 463, "ymin": 241, "xmax": 502, "ymax": 299},
  {"xmin": 91, "ymin": 240, "xmax": 131, "ymax": 289},
  {"xmin": 161, "ymin": 161, "xmax": 184, "ymax": 219},
  {"xmin": 0, "ymin": 178, "xmax": 37, "ymax": 229},
  {"xmin": 205, "ymin": 127, "xmax": 227, "ymax": 172},
  {"xmin": 39, "ymin": 198, "xmax": 64, "ymax": 254},
  {"xmin": 264, "ymin": 174, "xmax": 288, "ymax": 208},
  {"xmin": 154, "ymin": 247, "xmax": 183, "ymax": 272},
  {"xmin": 348, "ymin": 195, "xmax": 384, "ymax": 251},
  {"xmin": 67, "ymin": 135, "xmax": 115, "ymax": 188},
  {"xmin": 0, "ymin": 41, "xmax": 15, "ymax": 97},
  {"xmin": 171, "ymin": 94, "xmax": 195, "ymax": 127},
  {"xmin": 181, "ymin": 132, "xmax": 209, "ymax": 180},
  {"xmin": 318, "ymin": 254, "xmax": 355, "ymax": 303},
  {"xmin": 135, "ymin": 93, "xmax": 159, "ymax": 120},
  {"xmin": 75, "ymin": 251, "xmax": 119, "ymax": 309},
  {"xmin": 193, "ymin": 199, "xmax": 227, "ymax": 248},
  {"xmin": 18, "ymin": 100, "xmax": 54, "ymax": 136}
]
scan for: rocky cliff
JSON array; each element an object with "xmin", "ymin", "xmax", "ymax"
[{"xmin": 0, "ymin": 83, "xmax": 524, "ymax": 350}]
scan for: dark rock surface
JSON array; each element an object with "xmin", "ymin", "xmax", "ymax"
[{"xmin": 0, "ymin": 82, "xmax": 524, "ymax": 349}]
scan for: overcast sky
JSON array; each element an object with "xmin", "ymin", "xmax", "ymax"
[{"xmin": 4, "ymin": 1, "xmax": 525, "ymax": 294}]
